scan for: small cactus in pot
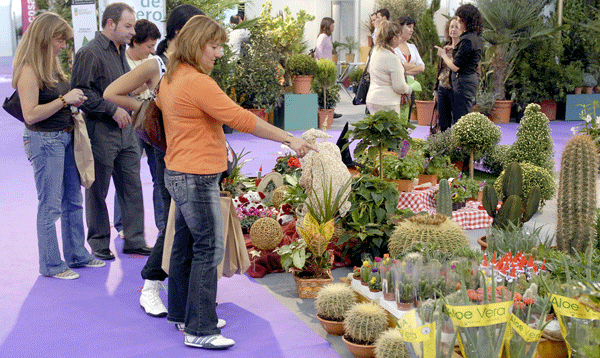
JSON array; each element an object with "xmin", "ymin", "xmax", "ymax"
[
  {"xmin": 343, "ymin": 302, "xmax": 389, "ymax": 346},
  {"xmin": 315, "ymin": 283, "xmax": 357, "ymax": 335},
  {"xmin": 369, "ymin": 268, "xmax": 382, "ymax": 292},
  {"xmin": 375, "ymin": 328, "xmax": 410, "ymax": 358}
]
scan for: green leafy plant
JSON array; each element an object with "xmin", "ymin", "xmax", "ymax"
[
  {"xmin": 377, "ymin": 150, "xmax": 425, "ymax": 181},
  {"xmin": 286, "ymin": 53, "xmax": 317, "ymax": 77},
  {"xmin": 348, "ymin": 67, "xmax": 363, "ymax": 87},
  {"xmin": 305, "ymin": 169, "xmax": 352, "ymax": 224},
  {"xmin": 312, "ymin": 59, "xmax": 337, "ymax": 110},
  {"xmin": 572, "ymin": 100, "xmax": 600, "ymax": 150},
  {"xmin": 346, "ymin": 110, "xmax": 416, "ymax": 180},
  {"xmin": 257, "ymin": 1, "xmax": 315, "ymax": 56},
  {"xmin": 482, "ymin": 144, "xmax": 510, "ymax": 176},
  {"xmin": 425, "ymin": 129, "xmax": 470, "ymax": 164},
  {"xmin": 475, "ymin": 91, "xmax": 499, "ymax": 116},
  {"xmin": 312, "ymin": 84, "xmax": 341, "ymax": 110},
  {"xmin": 343, "ymin": 36, "xmax": 359, "ymax": 55},
  {"xmin": 452, "ymin": 112, "xmax": 502, "ymax": 178},
  {"xmin": 486, "ymin": 222, "xmax": 554, "ymax": 256}
]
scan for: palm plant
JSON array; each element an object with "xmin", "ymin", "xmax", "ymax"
[{"xmin": 476, "ymin": 0, "xmax": 559, "ymax": 99}]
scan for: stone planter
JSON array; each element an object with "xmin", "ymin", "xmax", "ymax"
[
  {"xmin": 292, "ymin": 270, "xmax": 333, "ymax": 299},
  {"xmin": 292, "ymin": 75, "xmax": 313, "ymax": 94},
  {"xmin": 316, "ymin": 315, "xmax": 345, "ymax": 336}
]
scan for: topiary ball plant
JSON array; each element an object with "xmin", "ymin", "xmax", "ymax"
[
  {"xmin": 451, "ymin": 112, "xmax": 502, "ymax": 178},
  {"xmin": 316, "ymin": 283, "xmax": 357, "ymax": 321},
  {"xmin": 344, "ymin": 302, "xmax": 389, "ymax": 345},
  {"xmin": 505, "ymin": 103, "xmax": 555, "ymax": 172},
  {"xmin": 388, "ymin": 214, "xmax": 468, "ymax": 258},
  {"xmin": 250, "ymin": 217, "xmax": 283, "ymax": 251},
  {"xmin": 375, "ymin": 328, "xmax": 410, "ymax": 358},
  {"xmin": 493, "ymin": 162, "xmax": 555, "ymax": 209},
  {"xmin": 286, "ymin": 53, "xmax": 317, "ymax": 77},
  {"xmin": 271, "ymin": 185, "xmax": 289, "ymax": 208}
]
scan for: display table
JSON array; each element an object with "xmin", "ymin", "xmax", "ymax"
[{"xmin": 396, "ymin": 185, "xmax": 493, "ymax": 230}]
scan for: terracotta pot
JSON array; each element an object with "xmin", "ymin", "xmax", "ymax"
[
  {"xmin": 415, "ymin": 100, "xmax": 436, "ymax": 126},
  {"xmin": 292, "ymin": 270, "xmax": 333, "ymax": 299},
  {"xmin": 316, "ymin": 315, "xmax": 345, "ymax": 336},
  {"xmin": 392, "ymin": 179, "xmax": 414, "ymax": 192},
  {"xmin": 418, "ymin": 173, "xmax": 438, "ymax": 185},
  {"xmin": 332, "ymin": 53, "xmax": 339, "ymax": 64},
  {"xmin": 342, "ymin": 336, "xmax": 376, "ymax": 358},
  {"xmin": 383, "ymin": 292, "xmax": 395, "ymax": 301},
  {"xmin": 585, "ymin": 86, "xmax": 594, "ymax": 94},
  {"xmin": 292, "ymin": 75, "xmax": 313, "ymax": 95},
  {"xmin": 368, "ymin": 287, "xmax": 381, "ymax": 293},
  {"xmin": 345, "ymin": 53, "xmax": 355, "ymax": 63},
  {"xmin": 318, "ymin": 109, "xmax": 335, "ymax": 129},
  {"xmin": 248, "ymin": 108, "xmax": 272, "ymax": 124},
  {"xmin": 539, "ymin": 100, "xmax": 557, "ymax": 121},
  {"xmin": 361, "ymin": 281, "xmax": 368, "ymax": 286},
  {"xmin": 478, "ymin": 236, "xmax": 488, "ymax": 252},
  {"xmin": 536, "ymin": 339, "xmax": 568, "ymax": 358},
  {"xmin": 353, "ymin": 275, "xmax": 361, "ymax": 281},
  {"xmin": 574, "ymin": 87, "xmax": 583, "ymax": 94},
  {"xmin": 489, "ymin": 100, "xmax": 513, "ymax": 123},
  {"xmin": 397, "ymin": 301, "xmax": 414, "ymax": 311}
]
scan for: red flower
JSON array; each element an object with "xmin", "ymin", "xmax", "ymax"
[{"xmin": 288, "ymin": 157, "xmax": 301, "ymax": 168}]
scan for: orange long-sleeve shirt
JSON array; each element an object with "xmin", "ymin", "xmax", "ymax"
[{"xmin": 156, "ymin": 64, "xmax": 257, "ymax": 175}]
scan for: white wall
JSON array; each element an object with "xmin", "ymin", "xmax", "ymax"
[{"xmin": 0, "ymin": 0, "xmax": 17, "ymax": 57}]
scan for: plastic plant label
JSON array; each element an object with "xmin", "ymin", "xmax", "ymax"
[
  {"xmin": 446, "ymin": 301, "xmax": 513, "ymax": 328},
  {"xmin": 399, "ymin": 322, "xmax": 437, "ymax": 358},
  {"xmin": 508, "ymin": 314, "xmax": 542, "ymax": 342},
  {"xmin": 551, "ymin": 294, "xmax": 600, "ymax": 358}
]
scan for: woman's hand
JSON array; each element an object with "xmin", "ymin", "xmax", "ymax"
[
  {"xmin": 435, "ymin": 45, "xmax": 446, "ymax": 58},
  {"xmin": 63, "ymin": 89, "xmax": 87, "ymax": 107},
  {"xmin": 288, "ymin": 137, "xmax": 319, "ymax": 158}
]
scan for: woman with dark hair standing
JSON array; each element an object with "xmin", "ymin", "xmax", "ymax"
[
  {"xmin": 315, "ymin": 17, "xmax": 335, "ymax": 60},
  {"xmin": 394, "ymin": 16, "xmax": 425, "ymax": 78},
  {"xmin": 434, "ymin": 16, "xmax": 462, "ymax": 131},
  {"xmin": 435, "ymin": 4, "xmax": 484, "ymax": 122},
  {"xmin": 104, "ymin": 4, "xmax": 204, "ymax": 318}
]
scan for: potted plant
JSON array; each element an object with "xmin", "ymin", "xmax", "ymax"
[
  {"xmin": 312, "ymin": 59, "xmax": 338, "ymax": 129},
  {"xmin": 342, "ymin": 302, "xmax": 389, "ymax": 358},
  {"xmin": 332, "ymin": 41, "xmax": 344, "ymax": 64},
  {"xmin": 315, "ymin": 282, "xmax": 357, "ymax": 335},
  {"xmin": 348, "ymin": 67, "xmax": 363, "ymax": 94},
  {"xmin": 229, "ymin": 31, "xmax": 283, "ymax": 122},
  {"xmin": 286, "ymin": 53, "xmax": 317, "ymax": 94},
  {"xmin": 312, "ymin": 84, "xmax": 341, "ymax": 130},
  {"xmin": 258, "ymin": 1, "xmax": 315, "ymax": 58},
  {"xmin": 396, "ymin": 280, "xmax": 415, "ymax": 311},
  {"xmin": 377, "ymin": 150, "xmax": 425, "ymax": 192},
  {"xmin": 346, "ymin": 110, "xmax": 416, "ymax": 181},
  {"xmin": 360, "ymin": 259, "xmax": 372, "ymax": 286},
  {"xmin": 583, "ymin": 73, "xmax": 598, "ymax": 94},
  {"xmin": 451, "ymin": 112, "xmax": 501, "ymax": 179},
  {"xmin": 475, "ymin": 91, "xmax": 499, "ymax": 118},
  {"xmin": 374, "ymin": 328, "xmax": 411, "ymax": 358},
  {"xmin": 368, "ymin": 268, "xmax": 382, "ymax": 292},
  {"xmin": 414, "ymin": 65, "xmax": 438, "ymax": 125},
  {"xmin": 343, "ymin": 36, "xmax": 359, "ymax": 63}
]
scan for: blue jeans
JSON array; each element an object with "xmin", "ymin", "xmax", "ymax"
[
  {"xmin": 164, "ymin": 169, "xmax": 224, "ymax": 337},
  {"xmin": 23, "ymin": 128, "xmax": 93, "ymax": 276},
  {"xmin": 114, "ymin": 136, "xmax": 164, "ymax": 233}
]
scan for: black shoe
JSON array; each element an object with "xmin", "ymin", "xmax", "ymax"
[
  {"xmin": 333, "ymin": 112, "xmax": 342, "ymax": 118},
  {"xmin": 123, "ymin": 246, "xmax": 153, "ymax": 256},
  {"xmin": 93, "ymin": 249, "xmax": 115, "ymax": 261}
]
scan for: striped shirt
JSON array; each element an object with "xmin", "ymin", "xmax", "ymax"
[{"xmin": 71, "ymin": 31, "xmax": 130, "ymax": 126}]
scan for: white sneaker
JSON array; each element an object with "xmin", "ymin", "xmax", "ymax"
[
  {"xmin": 119, "ymin": 230, "xmax": 125, "ymax": 239},
  {"xmin": 84, "ymin": 259, "xmax": 106, "ymax": 268},
  {"xmin": 140, "ymin": 280, "xmax": 167, "ymax": 317},
  {"xmin": 176, "ymin": 319, "xmax": 226, "ymax": 331},
  {"xmin": 52, "ymin": 268, "xmax": 79, "ymax": 280},
  {"xmin": 184, "ymin": 334, "xmax": 235, "ymax": 349}
]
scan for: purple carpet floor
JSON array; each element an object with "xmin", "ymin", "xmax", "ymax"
[{"xmin": 0, "ymin": 54, "xmax": 579, "ymax": 358}]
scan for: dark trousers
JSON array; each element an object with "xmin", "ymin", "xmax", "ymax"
[
  {"xmin": 140, "ymin": 149, "xmax": 170, "ymax": 281},
  {"xmin": 437, "ymin": 86, "xmax": 454, "ymax": 132},
  {"xmin": 85, "ymin": 120, "xmax": 146, "ymax": 252},
  {"xmin": 451, "ymin": 72, "xmax": 478, "ymax": 123}
]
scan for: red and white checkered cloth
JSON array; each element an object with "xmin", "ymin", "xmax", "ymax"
[{"xmin": 397, "ymin": 185, "xmax": 493, "ymax": 230}]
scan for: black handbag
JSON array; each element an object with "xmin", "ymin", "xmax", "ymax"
[
  {"xmin": 3, "ymin": 91, "xmax": 25, "ymax": 123},
  {"xmin": 352, "ymin": 53, "xmax": 372, "ymax": 105}
]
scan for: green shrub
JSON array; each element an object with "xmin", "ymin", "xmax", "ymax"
[
  {"xmin": 425, "ymin": 130, "xmax": 470, "ymax": 164},
  {"xmin": 312, "ymin": 83, "xmax": 341, "ymax": 110},
  {"xmin": 482, "ymin": 144, "xmax": 511, "ymax": 176},
  {"xmin": 313, "ymin": 59, "xmax": 337, "ymax": 88},
  {"xmin": 494, "ymin": 162, "xmax": 556, "ymax": 208},
  {"xmin": 286, "ymin": 53, "xmax": 317, "ymax": 76}
]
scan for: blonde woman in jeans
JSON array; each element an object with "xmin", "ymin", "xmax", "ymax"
[{"xmin": 366, "ymin": 20, "xmax": 412, "ymax": 115}]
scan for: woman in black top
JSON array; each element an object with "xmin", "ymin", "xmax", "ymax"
[
  {"xmin": 435, "ymin": 4, "xmax": 484, "ymax": 123},
  {"xmin": 13, "ymin": 12, "xmax": 104, "ymax": 279}
]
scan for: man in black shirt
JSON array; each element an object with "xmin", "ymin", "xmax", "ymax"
[{"xmin": 71, "ymin": 2, "xmax": 151, "ymax": 260}]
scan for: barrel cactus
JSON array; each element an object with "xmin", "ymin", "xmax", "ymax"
[
  {"xmin": 315, "ymin": 283, "xmax": 357, "ymax": 321},
  {"xmin": 436, "ymin": 179, "xmax": 452, "ymax": 217},
  {"xmin": 556, "ymin": 135, "xmax": 598, "ymax": 254},
  {"xmin": 344, "ymin": 302, "xmax": 389, "ymax": 345},
  {"xmin": 388, "ymin": 214, "xmax": 468, "ymax": 257},
  {"xmin": 249, "ymin": 217, "xmax": 283, "ymax": 250},
  {"xmin": 484, "ymin": 162, "xmax": 541, "ymax": 229},
  {"xmin": 375, "ymin": 328, "xmax": 410, "ymax": 358}
]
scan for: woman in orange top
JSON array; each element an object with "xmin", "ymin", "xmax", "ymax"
[{"xmin": 156, "ymin": 15, "xmax": 316, "ymax": 350}]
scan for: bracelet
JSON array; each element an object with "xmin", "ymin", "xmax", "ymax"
[
  {"xmin": 282, "ymin": 133, "xmax": 294, "ymax": 146},
  {"xmin": 58, "ymin": 95, "xmax": 67, "ymax": 108}
]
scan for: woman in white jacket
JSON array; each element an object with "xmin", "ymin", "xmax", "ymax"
[{"xmin": 366, "ymin": 20, "xmax": 412, "ymax": 115}]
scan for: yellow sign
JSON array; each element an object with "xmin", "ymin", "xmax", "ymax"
[
  {"xmin": 508, "ymin": 314, "xmax": 542, "ymax": 342},
  {"xmin": 446, "ymin": 301, "xmax": 513, "ymax": 327},
  {"xmin": 551, "ymin": 294, "xmax": 600, "ymax": 358},
  {"xmin": 399, "ymin": 322, "xmax": 436, "ymax": 358}
]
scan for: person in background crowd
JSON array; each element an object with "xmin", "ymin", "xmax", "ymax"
[
  {"xmin": 368, "ymin": 12, "xmax": 377, "ymax": 47},
  {"xmin": 394, "ymin": 16, "xmax": 425, "ymax": 78},
  {"xmin": 156, "ymin": 15, "xmax": 316, "ymax": 349},
  {"xmin": 372, "ymin": 8, "xmax": 390, "ymax": 43},
  {"xmin": 113, "ymin": 19, "xmax": 161, "ymax": 242},
  {"xmin": 315, "ymin": 17, "xmax": 334, "ymax": 61},
  {"xmin": 436, "ymin": 4, "xmax": 484, "ymax": 122},
  {"xmin": 227, "ymin": 14, "xmax": 250, "ymax": 56},
  {"xmin": 13, "ymin": 12, "xmax": 105, "ymax": 279},
  {"xmin": 434, "ymin": 16, "xmax": 462, "ymax": 132},
  {"xmin": 366, "ymin": 20, "xmax": 412, "ymax": 115},
  {"xmin": 104, "ymin": 4, "xmax": 204, "ymax": 318},
  {"xmin": 71, "ymin": 2, "xmax": 152, "ymax": 261}
]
